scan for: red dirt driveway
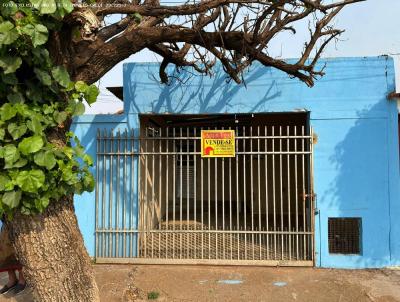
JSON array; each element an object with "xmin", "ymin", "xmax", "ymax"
[{"xmin": 2, "ymin": 265, "xmax": 400, "ymax": 301}]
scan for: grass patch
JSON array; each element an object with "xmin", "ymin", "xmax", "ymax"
[{"xmin": 147, "ymin": 291, "xmax": 160, "ymax": 300}]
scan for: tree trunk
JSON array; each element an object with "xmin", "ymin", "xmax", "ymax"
[{"xmin": 5, "ymin": 196, "xmax": 100, "ymax": 302}]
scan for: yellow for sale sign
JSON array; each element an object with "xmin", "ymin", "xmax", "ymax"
[{"xmin": 201, "ymin": 130, "xmax": 235, "ymax": 158}]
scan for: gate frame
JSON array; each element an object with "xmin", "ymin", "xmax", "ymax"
[{"xmin": 94, "ymin": 112, "xmax": 316, "ymax": 267}]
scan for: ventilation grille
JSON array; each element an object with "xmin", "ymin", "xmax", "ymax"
[{"xmin": 328, "ymin": 218, "xmax": 361, "ymax": 254}]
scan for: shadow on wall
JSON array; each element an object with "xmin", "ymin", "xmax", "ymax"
[
  {"xmin": 316, "ymin": 100, "xmax": 395, "ymax": 268},
  {"xmin": 124, "ymin": 64, "xmax": 282, "ymax": 114}
]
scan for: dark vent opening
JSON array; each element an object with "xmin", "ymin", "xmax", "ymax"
[{"xmin": 328, "ymin": 218, "xmax": 361, "ymax": 254}]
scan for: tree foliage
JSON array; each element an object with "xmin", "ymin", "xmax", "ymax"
[{"xmin": 0, "ymin": 0, "xmax": 99, "ymax": 218}]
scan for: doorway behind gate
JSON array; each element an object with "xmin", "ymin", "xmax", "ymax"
[{"xmin": 95, "ymin": 113, "xmax": 315, "ymax": 266}]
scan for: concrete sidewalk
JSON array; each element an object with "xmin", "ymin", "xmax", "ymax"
[{"xmin": 2, "ymin": 265, "xmax": 400, "ymax": 301}]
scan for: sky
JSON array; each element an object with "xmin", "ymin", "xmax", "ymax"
[{"xmin": 85, "ymin": 0, "xmax": 400, "ymax": 114}]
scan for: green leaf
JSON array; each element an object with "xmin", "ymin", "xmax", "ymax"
[
  {"xmin": 27, "ymin": 118, "xmax": 43, "ymax": 134},
  {"xmin": 18, "ymin": 136, "xmax": 44, "ymax": 155},
  {"xmin": 41, "ymin": 197, "xmax": 50, "ymax": 208},
  {"xmin": 34, "ymin": 68, "xmax": 52, "ymax": 86},
  {"xmin": 1, "ymin": 2, "xmax": 18, "ymax": 16},
  {"xmin": 51, "ymin": 66, "xmax": 70, "ymax": 88},
  {"xmin": 2, "ymin": 190, "xmax": 21, "ymax": 209},
  {"xmin": 30, "ymin": 0, "xmax": 57, "ymax": 14},
  {"xmin": 32, "ymin": 48, "xmax": 51, "ymax": 66},
  {"xmin": 61, "ymin": 0, "xmax": 73, "ymax": 13},
  {"xmin": 0, "ymin": 21, "xmax": 19, "ymax": 45},
  {"xmin": 62, "ymin": 146, "xmax": 74, "ymax": 159},
  {"xmin": 83, "ymin": 154, "xmax": 93, "ymax": 166},
  {"xmin": 15, "ymin": 104, "xmax": 31, "ymax": 117},
  {"xmin": 83, "ymin": 173, "xmax": 95, "ymax": 192},
  {"xmin": 131, "ymin": 12, "xmax": 142, "ymax": 24},
  {"xmin": 84, "ymin": 85, "xmax": 99, "ymax": 104},
  {"xmin": 1, "ymin": 73, "xmax": 18, "ymax": 85},
  {"xmin": 32, "ymin": 24, "xmax": 48, "ymax": 47},
  {"xmin": 0, "ymin": 173, "xmax": 11, "ymax": 191},
  {"xmin": 61, "ymin": 166, "xmax": 77, "ymax": 184},
  {"xmin": 53, "ymin": 111, "xmax": 68, "ymax": 125},
  {"xmin": 5, "ymin": 158, "xmax": 27, "ymax": 169},
  {"xmin": 34, "ymin": 150, "xmax": 56, "ymax": 170},
  {"xmin": 0, "ymin": 56, "xmax": 22, "ymax": 74},
  {"xmin": 75, "ymin": 81, "xmax": 87, "ymax": 92},
  {"xmin": 3, "ymin": 145, "xmax": 19, "ymax": 166},
  {"xmin": 8, "ymin": 123, "xmax": 27, "ymax": 140},
  {"xmin": 20, "ymin": 206, "xmax": 31, "ymax": 215},
  {"xmin": 26, "ymin": 85, "xmax": 43, "ymax": 102},
  {"xmin": 21, "ymin": 24, "xmax": 35, "ymax": 36},
  {"xmin": 34, "ymin": 196, "xmax": 49, "ymax": 212},
  {"xmin": 1, "ymin": 103, "xmax": 17, "ymax": 121},
  {"xmin": 16, "ymin": 170, "xmax": 45, "ymax": 193},
  {"xmin": 7, "ymin": 92, "xmax": 25, "ymax": 104},
  {"xmin": 31, "ymin": 24, "xmax": 48, "ymax": 47},
  {"xmin": 74, "ymin": 102, "xmax": 85, "ymax": 116}
]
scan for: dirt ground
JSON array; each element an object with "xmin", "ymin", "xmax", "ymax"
[{"xmin": 1, "ymin": 265, "xmax": 400, "ymax": 301}]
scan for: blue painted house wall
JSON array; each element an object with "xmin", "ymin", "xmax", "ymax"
[{"xmin": 72, "ymin": 56, "xmax": 400, "ymax": 268}]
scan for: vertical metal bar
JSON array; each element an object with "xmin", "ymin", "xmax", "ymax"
[
  {"xmin": 136, "ymin": 129, "xmax": 141, "ymax": 257},
  {"xmin": 151, "ymin": 129, "xmax": 155, "ymax": 258},
  {"xmin": 257, "ymin": 126, "xmax": 262, "ymax": 260},
  {"xmin": 250, "ymin": 126, "xmax": 254, "ymax": 260},
  {"xmin": 166, "ymin": 127, "xmax": 170, "ymax": 258},
  {"xmin": 310, "ymin": 127, "xmax": 315, "ymax": 262},
  {"xmin": 116, "ymin": 130, "xmax": 120, "ymax": 258},
  {"xmin": 109, "ymin": 130, "xmax": 113, "ymax": 257},
  {"xmin": 229, "ymin": 127, "xmax": 233, "ymax": 260},
  {"xmin": 279, "ymin": 126, "xmax": 284, "ymax": 259},
  {"xmin": 287, "ymin": 125, "xmax": 291, "ymax": 260},
  {"xmin": 144, "ymin": 127, "xmax": 148, "ymax": 258},
  {"xmin": 302, "ymin": 125, "xmax": 306, "ymax": 260},
  {"xmin": 243, "ymin": 126, "xmax": 247, "ymax": 260},
  {"xmin": 294, "ymin": 126, "xmax": 299, "ymax": 260},
  {"xmin": 272, "ymin": 126, "xmax": 276, "ymax": 259},
  {"xmin": 172, "ymin": 128, "xmax": 176, "ymax": 259},
  {"xmin": 102, "ymin": 130, "xmax": 107, "ymax": 258},
  {"xmin": 130, "ymin": 129, "xmax": 135, "ymax": 257},
  {"xmin": 236, "ymin": 126, "xmax": 239, "ymax": 260},
  {"xmin": 201, "ymin": 127, "xmax": 204, "ymax": 259},
  {"xmin": 179, "ymin": 127, "xmax": 183, "ymax": 259},
  {"xmin": 214, "ymin": 126, "xmax": 218, "ymax": 259},
  {"xmin": 123, "ymin": 129, "xmax": 128, "ymax": 257},
  {"xmin": 139, "ymin": 132, "xmax": 143, "ymax": 258},
  {"xmin": 222, "ymin": 129, "xmax": 225, "ymax": 260},
  {"xmin": 265, "ymin": 126, "xmax": 269, "ymax": 260},
  {"xmin": 194, "ymin": 128, "xmax": 197, "ymax": 259},
  {"xmin": 186, "ymin": 127, "xmax": 190, "ymax": 259},
  {"xmin": 207, "ymin": 158, "xmax": 212, "ymax": 259},
  {"xmin": 159, "ymin": 128, "xmax": 162, "ymax": 258}
]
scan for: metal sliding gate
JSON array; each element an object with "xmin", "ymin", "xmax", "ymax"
[{"xmin": 95, "ymin": 116, "xmax": 315, "ymax": 266}]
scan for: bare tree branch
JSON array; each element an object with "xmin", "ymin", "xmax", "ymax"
[
  {"xmin": 94, "ymin": 0, "xmax": 363, "ymax": 17},
  {"xmin": 62, "ymin": 0, "xmax": 365, "ymax": 87}
]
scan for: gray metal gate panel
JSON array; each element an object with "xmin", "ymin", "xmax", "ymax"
[{"xmin": 95, "ymin": 124, "xmax": 314, "ymax": 266}]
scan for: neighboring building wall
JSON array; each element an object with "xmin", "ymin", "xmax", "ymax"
[{"xmin": 73, "ymin": 56, "xmax": 399, "ymax": 268}]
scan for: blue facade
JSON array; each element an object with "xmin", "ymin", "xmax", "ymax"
[{"xmin": 72, "ymin": 56, "xmax": 399, "ymax": 268}]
